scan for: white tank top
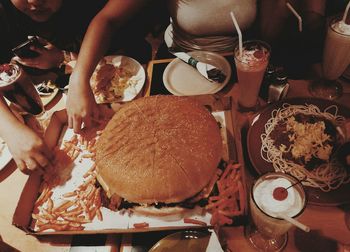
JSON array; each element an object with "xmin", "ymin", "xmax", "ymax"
[{"xmin": 166, "ymin": 0, "xmax": 257, "ymax": 52}]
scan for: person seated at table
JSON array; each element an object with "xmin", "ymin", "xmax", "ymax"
[
  {"xmin": 65, "ymin": 0, "xmax": 256, "ymax": 132},
  {"xmin": 0, "ymin": 0, "xmax": 106, "ymax": 73},
  {"xmin": 0, "ymin": 0, "xmax": 106, "ymax": 174},
  {"xmin": 156, "ymin": 0, "xmax": 257, "ymax": 58}
]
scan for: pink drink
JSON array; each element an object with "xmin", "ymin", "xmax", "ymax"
[
  {"xmin": 323, "ymin": 16, "xmax": 350, "ymax": 80},
  {"xmin": 234, "ymin": 40, "xmax": 270, "ymax": 110},
  {"xmin": 0, "ymin": 64, "xmax": 43, "ymax": 115}
]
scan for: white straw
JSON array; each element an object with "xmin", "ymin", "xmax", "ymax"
[
  {"xmin": 278, "ymin": 213, "xmax": 310, "ymax": 232},
  {"xmin": 230, "ymin": 11, "xmax": 242, "ymax": 57},
  {"xmin": 286, "ymin": 2, "xmax": 303, "ymax": 32},
  {"xmin": 342, "ymin": 0, "xmax": 350, "ymax": 23}
]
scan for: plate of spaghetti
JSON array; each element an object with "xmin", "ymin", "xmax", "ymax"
[{"xmin": 247, "ymin": 98, "xmax": 350, "ymax": 206}]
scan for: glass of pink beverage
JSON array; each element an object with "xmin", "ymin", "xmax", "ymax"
[{"xmin": 234, "ymin": 40, "xmax": 271, "ymax": 112}]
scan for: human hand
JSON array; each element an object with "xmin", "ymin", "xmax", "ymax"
[
  {"xmin": 13, "ymin": 36, "xmax": 64, "ymax": 70},
  {"xmin": 5, "ymin": 124, "xmax": 53, "ymax": 174},
  {"xmin": 66, "ymin": 74, "xmax": 100, "ymax": 133}
]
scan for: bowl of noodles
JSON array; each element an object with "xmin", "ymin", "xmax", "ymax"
[{"xmin": 247, "ymin": 98, "xmax": 350, "ymax": 206}]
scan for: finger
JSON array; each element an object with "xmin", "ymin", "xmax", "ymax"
[
  {"xmin": 30, "ymin": 45, "xmax": 46, "ymax": 54},
  {"xmin": 15, "ymin": 57, "xmax": 36, "ymax": 65},
  {"xmin": 42, "ymin": 145, "xmax": 54, "ymax": 161},
  {"xmin": 25, "ymin": 158, "xmax": 39, "ymax": 172},
  {"xmin": 83, "ymin": 114, "xmax": 92, "ymax": 129},
  {"xmin": 73, "ymin": 116, "xmax": 82, "ymax": 133},
  {"xmin": 35, "ymin": 36, "xmax": 49, "ymax": 46},
  {"xmin": 32, "ymin": 152, "xmax": 50, "ymax": 168},
  {"xmin": 93, "ymin": 105, "xmax": 100, "ymax": 120},
  {"xmin": 68, "ymin": 115, "xmax": 73, "ymax": 129},
  {"xmin": 15, "ymin": 159, "xmax": 30, "ymax": 175}
]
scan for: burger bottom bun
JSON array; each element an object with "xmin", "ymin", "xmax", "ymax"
[{"xmin": 131, "ymin": 205, "xmax": 206, "ymax": 222}]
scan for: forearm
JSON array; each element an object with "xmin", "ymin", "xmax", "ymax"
[
  {"xmin": 0, "ymin": 97, "xmax": 23, "ymax": 139},
  {"xmin": 70, "ymin": 0, "xmax": 152, "ymax": 84}
]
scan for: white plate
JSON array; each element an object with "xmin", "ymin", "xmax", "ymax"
[
  {"xmin": 0, "ymin": 138, "xmax": 12, "ymax": 171},
  {"xmin": 91, "ymin": 55, "xmax": 145, "ymax": 103},
  {"xmin": 163, "ymin": 51, "xmax": 231, "ymax": 96}
]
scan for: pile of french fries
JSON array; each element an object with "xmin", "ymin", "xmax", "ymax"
[
  {"xmin": 207, "ymin": 162, "xmax": 245, "ymax": 227},
  {"xmin": 32, "ymin": 123, "xmax": 106, "ymax": 232}
]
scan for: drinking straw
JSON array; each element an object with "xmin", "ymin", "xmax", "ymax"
[
  {"xmin": 286, "ymin": 2, "xmax": 303, "ymax": 32},
  {"xmin": 278, "ymin": 213, "xmax": 311, "ymax": 232},
  {"xmin": 230, "ymin": 11, "xmax": 242, "ymax": 57},
  {"xmin": 342, "ymin": 0, "xmax": 350, "ymax": 23}
]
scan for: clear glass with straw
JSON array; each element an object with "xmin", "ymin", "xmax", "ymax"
[
  {"xmin": 245, "ymin": 172, "xmax": 308, "ymax": 252},
  {"xmin": 309, "ymin": 1, "xmax": 350, "ymax": 100},
  {"xmin": 230, "ymin": 11, "xmax": 271, "ymax": 112}
]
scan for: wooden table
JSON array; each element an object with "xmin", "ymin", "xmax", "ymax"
[
  {"xmin": 1, "ymin": 58, "xmax": 350, "ymax": 251},
  {"xmin": 221, "ymin": 79, "xmax": 350, "ymax": 252}
]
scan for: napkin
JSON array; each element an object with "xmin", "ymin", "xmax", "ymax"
[
  {"xmin": 171, "ymin": 51, "xmax": 226, "ymax": 83},
  {"xmin": 206, "ymin": 231, "xmax": 224, "ymax": 252}
]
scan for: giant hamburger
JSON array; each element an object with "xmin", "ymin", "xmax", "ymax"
[{"xmin": 95, "ymin": 95, "xmax": 222, "ymax": 216}]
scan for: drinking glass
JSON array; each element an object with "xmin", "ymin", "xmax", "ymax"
[
  {"xmin": 309, "ymin": 15, "xmax": 350, "ymax": 100},
  {"xmin": 0, "ymin": 63, "xmax": 48, "ymax": 132},
  {"xmin": 245, "ymin": 172, "xmax": 307, "ymax": 252},
  {"xmin": 234, "ymin": 40, "xmax": 271, "ymax": 112}
]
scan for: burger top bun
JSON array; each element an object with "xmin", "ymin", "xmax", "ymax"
[{"xmin": 95, "ymin": 95, "xmax": 222, "ymax": 204}]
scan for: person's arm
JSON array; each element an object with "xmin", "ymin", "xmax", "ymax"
[
  {"xmin": 0, "ymin": 97, "xmax": 52, "ymax": 174},
  {"xmin": 66, "ymin": 0, "xmax": 152, "ymax": 133},
  {"xmin": 12, "ymin": 36, "xmax": 78, "ymax": 70}
]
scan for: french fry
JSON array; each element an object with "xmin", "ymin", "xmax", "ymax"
[
  {"xmin": 37, "ymin": 223, "xmax": 69, "ymax": 232},
  {"xmin": 183, "ymin": 218, "xmax": 207, "ymax": 226},
  {"xmin": 47, "ymin": 198, "xmax": 53, "ymax": 212},
  {"xmin": 81, "ymin": 153, "xmax": 95, "ymax": 159},
  {"xmin": 53, "ymin": 200, "xmax": 75, "ymax": 213},
  {"xmin": 63, "ymin": 191, "xmax": 77, "ymax": 198},
  {"xmin": 133, "ymin": 222, "xmax": 149, "ymax": 228},
  {"xmin": 35, "ymin": 190, "xmax": 53, "ymax": 207},
  {"xmin": 96, "ymin": 209, "xmax": 103, "ymax": 221}
]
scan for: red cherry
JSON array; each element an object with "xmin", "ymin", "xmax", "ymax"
[
  {"xmin": 273, "ymin": 187, "xmax": 288, "ymax": 201},
  {"xmin": 253, "ymin": 50, "xmax": 264, "ymax": 59},
  {"xmin": 0, "ymin": 65, "xmax": 4, "ymax": 72}
]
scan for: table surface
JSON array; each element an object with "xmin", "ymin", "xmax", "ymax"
[{"xmin": 1, "ymin": 59, "xmax": 350, "ymax": 252}]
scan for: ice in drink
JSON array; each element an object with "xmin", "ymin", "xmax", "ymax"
[
  {"xmin": 250, "ymin": 173, "xmax": 306, "ymax": 238},
  {"xmin": 323, "ymin": 16, "xmax": 350, "ymax": 80},
  {"xmin": 234, "ymin": 40, "xmax": 270, "ymax": 110},
  {"xmin": 0, "ymin": 63, "xmax": 43, "ymax": 115}
]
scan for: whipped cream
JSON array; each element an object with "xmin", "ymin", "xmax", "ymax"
[
  {"xmin": 0, "ymin": 64, "xmax": 20, "ymax": 86},
  {"xmin": 236, "ymin": 48, "xmax": 269, "ymax": 66},
  {"xmin": 253, "ymin": 177, "xmax": 303, "ymax": 218},
  {"xmin": 332, "ymin": 21, "xmax": 350, "ymax": 35}
]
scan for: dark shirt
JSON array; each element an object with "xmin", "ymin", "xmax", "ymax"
[{"xmin": 0, "ymin": 0, "xmax": 106, "ymax": 64}]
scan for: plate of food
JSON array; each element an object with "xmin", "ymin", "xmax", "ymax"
[
  {"xmin": 149, "ymin": 230, "xmax": 212, "ymax": 252},
  {"xmin": 163, "ymin": 51, "xmax": 231, "ymax": 96},
  {"xmin": 90, "ymin": 55, "xmax": 146, "ymax": 103},
  {"xmin": 247, "ymin": 98, "xmax": 350, "ymax": 206}
]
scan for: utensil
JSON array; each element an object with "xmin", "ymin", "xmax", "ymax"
[{"xmin": 168, "ymin": 48, "xmax": 226, "ymax": 83}]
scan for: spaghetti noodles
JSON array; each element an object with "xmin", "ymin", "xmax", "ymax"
[{"xmin": 261, "ymin": 103, "xmax": 350, "ymax": 192}]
